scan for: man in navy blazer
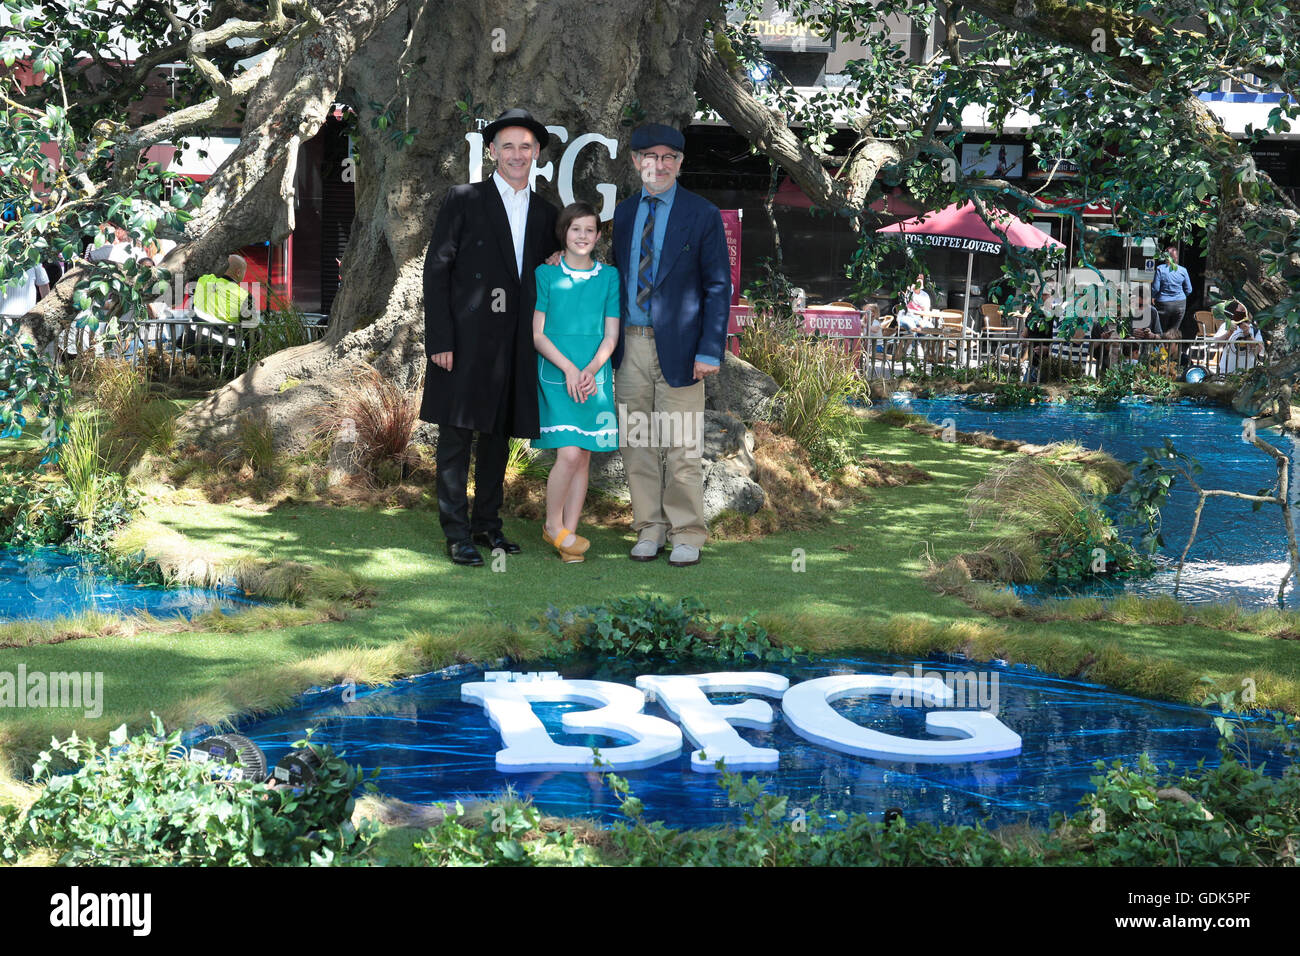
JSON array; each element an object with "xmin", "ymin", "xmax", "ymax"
[{"xmin": 612, "ymin": 123, "xmax": 730, "ymax": 567}]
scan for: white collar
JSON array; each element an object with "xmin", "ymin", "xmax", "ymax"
[
  {"xmin": 558, "ymin": 255, "xmax": 601, "ymax": 281},
  {"xmin": 493, "ymin": 170, "xmax": 530, "ymax": 202}
]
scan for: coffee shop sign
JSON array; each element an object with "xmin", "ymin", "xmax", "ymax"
[
  {"xmin": 902, "ymin": 233, "xmax": 1004, "ymax": 255},
  {"xmin": 462, "ymin": 670, "xmax": 1021, "ymax": 773},
  {"xmin": 465, "ymin": 124, "xmax": 620, "ymax": 220}
]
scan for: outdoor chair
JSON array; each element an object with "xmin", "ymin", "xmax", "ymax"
[
  {"xmin": 979, "ymin": 302, "xmax": 1002, "ymax": 330},
  {"xmin": 978, "ymin": 306, "xmax": 1020, "ymax": 375},
  {"xmin": 938, "ymin": 309, "xmax": 973, "ymax": 366},
  {"xmin": 184, "ymin": 308, "xmax": 263, "ymax": 379},
  {"xmin": 863, "ymin": 309, "xmax": 896, "ymax": 377},
  {"xmin": 1186, "ymin": 309, "xmax": 1221, "ymax": 371}
]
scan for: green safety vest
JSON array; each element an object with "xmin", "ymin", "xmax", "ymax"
[{"xmin": 194, "ymin": 274, "xmax": 248, "ymax": 324}]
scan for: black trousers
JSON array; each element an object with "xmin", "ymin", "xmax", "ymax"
[
  {"xmin": 435, "ymin": 426, "xmax": 509, "ymax": 542},
  {"xmin": 1152, "ymin": 298, "xmax": 1186, "ymax": 337}
]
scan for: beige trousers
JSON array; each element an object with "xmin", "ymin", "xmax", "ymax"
[{"xmin": 615, "ymin": 332, "xmax": 708, "ymax": 549}]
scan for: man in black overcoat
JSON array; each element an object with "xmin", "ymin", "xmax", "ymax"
[{"xmin": 420, "ymin": 108, "xmax": 560, "ymax": 566}]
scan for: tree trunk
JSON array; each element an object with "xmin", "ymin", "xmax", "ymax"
[{"xmin": 178, "ymin": 0, "xmax": 722, "ymax": 450}]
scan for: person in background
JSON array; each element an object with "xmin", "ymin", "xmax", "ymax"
[
  {"xmin": 1149, "ymin": 245, "xmax": 1192, "ymax": 336},
  {"xmin": 193, "ymin": 255, "xmax": 252, "ymax": 324},
  {"xmin": 178, "ymin": 254, "xmax": 253, "ymax": 358},
  {"xmin": 1214, "ymin": 301, "xmax": 1265, "ymax": 375},
  {"xmin": 0, "ymin": 263, "xmax": 50, "ymax": 319},
  {"xmin": 893, "ymin": 272, "xmax": 936, "ymax": 363},
  {"xmin": 896, "ymin": 272, "xmax": 931, "ymax": 331},
  {"xmin": 87, "ymin": 223, "xmax": 156, "ymax": 265}
]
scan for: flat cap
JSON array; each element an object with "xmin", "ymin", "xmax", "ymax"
[{"xmin": 630, "ymin": 123, "xmax": 685, "ymax": 152}]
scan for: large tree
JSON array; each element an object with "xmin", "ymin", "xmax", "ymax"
[{"xmin": 3, "ymin": 0, "xmax": 1299, "ymax": 453}]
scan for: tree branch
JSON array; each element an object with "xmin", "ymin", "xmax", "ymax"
[{"xmin": 695, "ymin": 32, "xmax": 893, "ymax": 218}]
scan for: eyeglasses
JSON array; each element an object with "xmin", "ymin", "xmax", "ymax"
[{"xmin": 637, "ymin": 151, "xmax": 681, "ymax": 165}]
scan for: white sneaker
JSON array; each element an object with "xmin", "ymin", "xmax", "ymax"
[
  {"xmin": 667, "ymin": 544, "xmax": 700, "ymax": 567},
  {"xmin": 630, "ymin": 539, "xmax": 664, "ymax": 561}
]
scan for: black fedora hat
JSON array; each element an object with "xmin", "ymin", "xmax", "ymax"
[{"xmin": 482, "ymin": 108, "xmax": 550, "ymax": 150}]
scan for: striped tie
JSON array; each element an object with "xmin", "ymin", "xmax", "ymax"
[{"xmin": 636, "ymin": 195, "xmax": 660, "ymax": 312}]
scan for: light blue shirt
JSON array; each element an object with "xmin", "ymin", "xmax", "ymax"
[
  {"xmin": 625, "ymin": 183, "xmax": 676, "ymax": 327},
  {"xmin": 1151, "ymin": 262, "xmax": 1192, "ymax": 301},
  {"xmin": 624, "ymin": 182, "xmax": 718, "ymax": 367}
]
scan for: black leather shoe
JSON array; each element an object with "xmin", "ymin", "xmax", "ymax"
[
  {"xmin": 446, "ymin": 539, "xmax": 485, "ymax": 566},
  {"xmin": 473, "ymin": 531, "xmax": 521, "ymax": 555}
]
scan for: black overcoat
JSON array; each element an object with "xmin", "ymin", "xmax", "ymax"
[{"xmin": 419, "ymin": 178, "xmax": 559, "ymax": 437}]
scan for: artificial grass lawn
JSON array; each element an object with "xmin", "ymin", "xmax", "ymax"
[{"xmin": 3, "ymin": 418, "xmax": 1299, "ymax": 767}]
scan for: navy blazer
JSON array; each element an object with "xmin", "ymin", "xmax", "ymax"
[{"xmin": 611, "ymin": 185, "xmax": 730, "ymax": 388}]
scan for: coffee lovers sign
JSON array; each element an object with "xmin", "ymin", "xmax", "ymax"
[{"xmin": 461, "ymin": 671, "xmax": 1022, "ymax": 774}]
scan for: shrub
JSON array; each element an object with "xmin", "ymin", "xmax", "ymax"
[
  {"xmin": 223, "ymin": 411, "xmax": 278, "ymax": 474},
  {"xmin": 737, "ymin": 270, "xmax": 864, "ymax": 475},
  {"xmin": 0, "ymin": 416, "xmax": 139, "ymax": 550},
  {"xmin": 72, "ymin": 355, "xmax": 149, "ymax": 427},
  {"xmin": 0, "ymin": 467, "xmax": 75, "ymax": 547},
  {"xmin": 413, "ymin": 797, "xmax": 585, "ymax": 866},
  {"xmin": 971, "ymin": 381, "xmax": 1044, "ymax": 408},
  {"xmin": 1078, "ymin": 360, "xmax": 1176, "ymax": 405},
  {"xmin": 546, "ymin": 596, "xmax": 802, "ymax": 663},
  {"xmin": 247, "ymin": 293, "xmax": 314, "ymax": 364},
  {"xmin": 1, "ymin": 718, "xmax": 375, "ymax": 866},
  {"xmin": 1063, "ymin": 695, "xmax": 1300, "ymax": 866},
  {"xmin": 966, "ymin": 456, "xmax": 1148, "ymax": 583},
  {"xmin": 505, "ymin": 438, "xmax": 549, "ymax": 480}
]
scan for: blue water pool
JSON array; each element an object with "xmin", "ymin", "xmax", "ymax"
[
  {"xmin": 0, "ymin": 547, "xmax": 258, "ymax": 622},
  {"xmin": 891, "ymin": 395, "xmax": 1300, "ymax": 607},
  {"xmin": 234, "ymin": 654, "xmax": 1282, "ymax": 830}
]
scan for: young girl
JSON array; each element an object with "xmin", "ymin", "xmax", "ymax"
[{"xmin": 532, "ymin": 202, "xmax": 621, "ymax": 563}]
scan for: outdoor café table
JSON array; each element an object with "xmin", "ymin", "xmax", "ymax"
[{"xmin": 897, "ymin": 309, "xmax": 949, "ymax": 366}]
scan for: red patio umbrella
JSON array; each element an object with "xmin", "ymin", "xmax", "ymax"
[{"xmin": 876, "ymin": 201, "xmax": 1064, "ymax": 320}]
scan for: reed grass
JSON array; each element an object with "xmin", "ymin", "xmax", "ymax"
[
  {"xmin": 223, "ymin": 411, "xmax": 277, "ymax": 475},
  {"xmin": 312, "ymin": 364, "xmax": 418, "ymax": 483}
]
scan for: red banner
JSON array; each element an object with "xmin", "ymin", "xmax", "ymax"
[
  {"xmin": 728, "ymin": 306, "xmax": 863, "ymax": 337},
  {"xmin": 721, "ymin": 210, "xmax": 742, "ymax": 306}
]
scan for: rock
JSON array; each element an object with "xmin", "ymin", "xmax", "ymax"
[
  {"xmin": 411, "ymin": 421, "xmax": 439, "ymax": 448},
  {"xmin": 588, "ymin": 449, "xmax": 630, "ymax": 502},
  {"xmin": 702, "ymin": 463, "xmax": 765, "ymax": 519},
  {"xmin": 705, "ymin": 352, "xmax": 779, "ymax": 423},
  {"xmin": 702, "ymin": 409, "xmax": 749, "ymax": 461},
  {"xmin": 448, "ymin": 405, "xmax": 766, "ymax": 520}
]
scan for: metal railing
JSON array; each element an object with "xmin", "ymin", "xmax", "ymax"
[
  {"xmin": 3, "ymin": 310, "xmax": 330, "ymax": 381},
  {"xmin": 727, "ymin": 330, "xmax": 1258, "ymax": 384}
]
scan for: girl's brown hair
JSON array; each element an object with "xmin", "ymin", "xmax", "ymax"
[{"xmin": 556, "ymin": 201, "xmax": 601, "ymax": 244}]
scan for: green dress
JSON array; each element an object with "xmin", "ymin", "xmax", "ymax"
[{"xmin": 532, "ymin": 257, "xmax": 620, "ymax": 451}]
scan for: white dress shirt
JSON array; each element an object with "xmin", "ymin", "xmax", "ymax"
[
  {"xmin": 493, "ymin": 170, "xmax": 530, "ymax": 277},
  {"xmin": 1214, "ymin": 324, "xmax": 1264, "ymax": 374},
  {"xmin": 0, "ymin": 264, "xmax": 50, "ymax": 317}
]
